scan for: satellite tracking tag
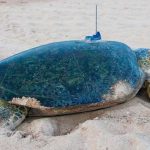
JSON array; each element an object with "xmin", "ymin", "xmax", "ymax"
[{"xmin": 85, "ymin": 5, "xmax": 102, "ymax": 41}]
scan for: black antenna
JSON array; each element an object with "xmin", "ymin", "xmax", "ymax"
[{"xmin": 96, "ymin": 5, "xmax": 98, "ymax": 33}]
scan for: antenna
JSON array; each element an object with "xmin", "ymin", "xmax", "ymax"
[
  {"xmin": 96, "ymin": 5, "xmax": 98, "ymax": 33},
  {"xmin": 85, "ymin": 4, "xmax": 101, "ymax": 41}
]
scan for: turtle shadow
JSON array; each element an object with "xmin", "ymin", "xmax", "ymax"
[{"xmin": 17, "ymin": 89, "xmax": 150, "ymax": 137}]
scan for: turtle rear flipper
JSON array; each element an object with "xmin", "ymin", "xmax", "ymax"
[{"xmin": 0, "ymin": 100, "xmax": 28, "ymax": 130}]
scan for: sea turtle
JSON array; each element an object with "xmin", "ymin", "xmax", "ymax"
[{"xmin": 0, "ymin": 35, "xmax": 150, "ymax": 130}]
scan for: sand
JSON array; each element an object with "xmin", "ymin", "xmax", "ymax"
[
  {"xmin": 0, "ymin": 0, "xmax": 150, "ymax": 149},
  {"xmin": 1, "ymin": 97, "xmax": 150, "ymax": 150}
]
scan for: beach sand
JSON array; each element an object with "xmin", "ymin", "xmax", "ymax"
[{"xmin": 0, "ymin": 0, "xmax": 150, "ymax": 149}]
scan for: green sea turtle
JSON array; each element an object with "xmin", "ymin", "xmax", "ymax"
[{"xmin": 0, "ymin": 36, "xmax": 150, "ymax": 130}]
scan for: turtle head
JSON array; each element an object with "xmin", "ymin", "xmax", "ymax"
[
  {"xmin": 135, "ymin": 48, "xmax": 150, "ymax": 81},
  {"xmin": 0, "ymin": 100, "xmax": 28, "ymax": 130}
]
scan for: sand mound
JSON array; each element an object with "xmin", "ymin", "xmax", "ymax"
[{"xmin": 0, "ymin": 97, "xmax": 150, "ymax": 150}]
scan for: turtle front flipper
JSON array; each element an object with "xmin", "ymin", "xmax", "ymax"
[
  {"xmin": 0, "ymin": 100, "xmax": 28, "ymax": 130},
  {"xmin": 142, "ymin": 80, "xmax": 150, "ymax": 98},
  {"xmin": 146, "ymin": 81, "xmax": 150, "ymax": 98}
]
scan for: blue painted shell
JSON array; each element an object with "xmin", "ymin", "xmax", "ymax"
[{"xmin": 0, "ymin": 40, "xmax": 144, "ymax": 109}]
